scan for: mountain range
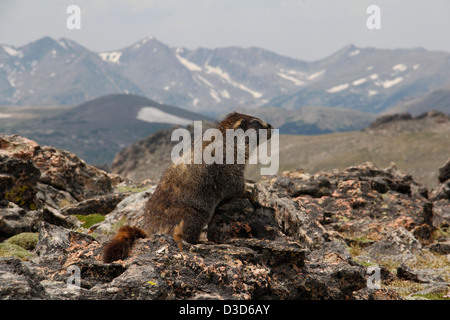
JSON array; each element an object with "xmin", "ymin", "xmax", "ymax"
[{"xmin": 2, "ymin": 36, "xmax": 450, "ymax": 116}]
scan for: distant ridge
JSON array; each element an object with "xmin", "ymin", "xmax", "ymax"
[{"xmin": 4, "ymin": 94, "xmax": 211, "ymax": 165}]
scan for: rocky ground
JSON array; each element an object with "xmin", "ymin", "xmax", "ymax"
[{"xmin": 0, "ymin": 134, "xmax": 449, "ymax": 300}]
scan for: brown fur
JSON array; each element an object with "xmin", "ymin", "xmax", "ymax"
[
  {"xmin": 101, "ymin": 112, "xmax": 272, "ymax": 262},
  {"xmin": 101, "ymin": 226, "xmax": 146, "ymax": 263}
]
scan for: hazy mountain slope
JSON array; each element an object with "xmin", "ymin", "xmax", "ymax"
[
  {"xmin": 236, "ymin": 105, "xmax": 378, "ymax": 134},
  {"xmin": 384, "ymin": 84, "xmax": 450, "ymax": 116},
  {"xmin": 3, "ymin": 94, "xmax": 210, "ymax": 165}
]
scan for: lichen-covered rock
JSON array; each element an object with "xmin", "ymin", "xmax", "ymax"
[
  {"xmin": 0, "ymin": 136, "xmax": 448, "ymax": 300},
  {"xmin": 32, "ymin": 146, "xmax": 112, "ymax": 201},
  {"xmin": 0, "ymin": 257, "xmax": 47, "ymax": 299},
  {"xmin": 1, "ymin": 134, "xmax": 113, "ymax": 209}
]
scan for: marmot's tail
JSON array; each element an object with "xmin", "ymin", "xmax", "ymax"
[{"xmin": 102, "ymin": 226, "xmax": 146, "ymax": 263}]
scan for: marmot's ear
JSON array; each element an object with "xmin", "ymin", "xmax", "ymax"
[
  {"xmin": 232, "ymin": 119, "xmax": 247, "ymax": 130},
  {"xmin": 250, "ymin": 118, "xmax": 265, "ymax": 130}
]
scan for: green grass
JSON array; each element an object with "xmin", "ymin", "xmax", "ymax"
[{"xmin": 75, "ymin": 213, "xmax": 105, "ymax": 229}]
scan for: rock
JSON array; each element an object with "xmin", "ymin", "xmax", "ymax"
[
  {"xmin": 353, "ymin": 288, "xmax": 404, "ymax": 300},
  {"xmin": 304, "ymin": 241, "xmax": 367, "ymax": 299},
  {"xmin": 0, "ymin": 155, "xmax": 41, "ymax": 209},
  {"xmin": 35, "ymin": 222, "xmax": 99, "ymax": 266},
  {"xmin": 364, "ymin": 228, "xmax": 421, "ymax": 263},
  {"xmin": 254, "ymin": 181, "xmax": 332, "ymax": 251},
  {"xmin": 369, "ymin": 113, "xmax": 413, "ymax": 129},
  {"xmin": 431, "ymin": 159, "xmax": 450, "ymax": 201},
  {"xmin": 32, "ymin": 146, "xmax": 112, "ymax": 202},
  {"xmin": 34, "ymin": 182, "xmax": 78, "ymax": 213},
  {"xmin": 90, "ymin": 188, "xmax": 155, "ymax": 242},
  {"xmin": 397, "ymin": 263, "xmax": 446, "ymax": 284},
  {"xmin": 1, "ymin": 134, "xmax": 113, "ymax": 208},
  {"xmin": 0, "ymin": 201, "xmax": 78, "ymax": 240},
  {"xmin": 61, "ymin": 193, "xmax": 129, "ymax": 216},
  {"xmin": 411, "ymin": 283, "xmax": 450, "ymax": 297},
  {"xmin": 431, "ymin": 180, "xmax": 450, "ymax": 201},
  {"xmin": 438, "ymin": 159, "xmax": 450, "ymax": 183},
  {"xmin": 428, "ymin": 241, "xmax": 450, "ymax": 255},
  {"xmin": 0, "ymin": 257, "xmax": 47, "ymax": 299},
  {"xmin": 367, "ymin": 111, "xmax": 450, "ymax": 134},
  {"xmin": 207, "ymin": 197, "xmax": 280, "ymax": 243},
  {"xmin": 432, "ymin": 199, "xmax": 450, "ymax": 230},
  {"xmin": 0, "ymin": 202, "xmax": 36, "ymax": 239},
  {"xmin": 397, "ymin": 263, "xmax": 421, "ymax": 282}
]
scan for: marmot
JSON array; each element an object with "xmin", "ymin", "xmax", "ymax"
[{"xmin": 102, "ymin": 112, "xmax": 273, "ymax": 263}]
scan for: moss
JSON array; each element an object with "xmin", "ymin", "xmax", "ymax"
[
  {"xmin": 0, "ymin": 242, "xmax": 34, "ymax": 259},
  {"xmin": 5, "ymin": 232, "xmax": 39, "ymax": 250},
  {"xmin": 412, "ymin": 293, "xmax": 449, "ymax": 300},
  {"xmin": 75, "ymin": 213, "xmax": 105, "ymax": 229}
]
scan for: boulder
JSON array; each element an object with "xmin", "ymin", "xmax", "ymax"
[
  {"xmin": 438, "ymin": 159, "xmax": 450, "ymax": 183},
  {"xmin": 1, "ymin": 134, "xmax": 113, "ymax": 210}
]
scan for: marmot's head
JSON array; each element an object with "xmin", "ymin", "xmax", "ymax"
[
  {"xmin": 218, "ymin": 112, "xmax": 273, "ymax": 141},
  {"xmin": 216, "ymin": 112, "xmax": 274, "ymax": 163}
]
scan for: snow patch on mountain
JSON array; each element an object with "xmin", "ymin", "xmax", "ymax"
[
  {"xmin": 99, "ymin": 51, "xmax": 122, "ymax": 64},
  {"xmin": 352, "ymin": 78, "xmax": 367, "ymax": 86},
  {"xmin": 194, "ymin": 74, "xmax": 214, "ymax": 87},
  {"xmin": 205, "ymin": 63, "xmax": 263, "ymax": 98},
  {"xmin": 2, "ymin": 45, "xmax": 23, "ymax": 58},
  {"xmin": 277, "ymin": 72, "xmax": 304, "ymax": 86},
  {"xmin": 176, "ymin": 54, "xmax": 202, "ymax": 72},
  {"xmin": 307, "ymin": 70, "xmax": 325, "ymax": 80},
  {"xmin": 326, "ymin": 83, "xmax": 349, "ymax": 93},
  {"xmin": 209, "ymin": 89, "xmax": 221, "ymax": 102},
  {"xmin": 348, "ymin": 49, "xmax": 360, "ymax": 57},
  {"xmin": 220, "ymin": 89, "xmax": 230, "ymax": 99},
  {"xmin": 136, "ymin": 107, "xmax": 192, "ymax": 126},
  {"xmin": 132, "ymin": 36, "xmax": 153, "ymax": 50},
  {"xmin": 381, "ymin": 77, "xmax": 404, "ymax": 89},
  {"xmin": 392, "ymin": 64, "xmax": 407, "ymax": 72}
]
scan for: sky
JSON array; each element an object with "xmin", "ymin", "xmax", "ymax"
[{"xmin": 1, "ymin": 0, "xmax": 449, "ymax": 61}]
